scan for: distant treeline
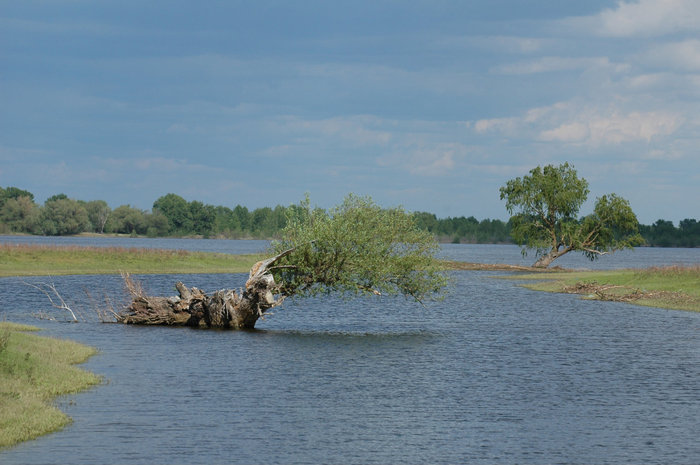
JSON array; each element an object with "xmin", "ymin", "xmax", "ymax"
[{"xmin": 0, "ymin": 186, "xmax": 697, "ymax": 247}]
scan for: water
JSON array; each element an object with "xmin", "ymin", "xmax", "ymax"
[
  {"xmin": 1, "ymin": 239, "xmax": 699, "ymax": 463},
  {"xmin": 3, "ymin": 235, "xmax": 700, "ymax": 269}
]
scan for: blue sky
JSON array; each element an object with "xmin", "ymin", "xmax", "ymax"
[{"xmin": 1, "ymin": 0, "xmax": 698, "ymax": 224}]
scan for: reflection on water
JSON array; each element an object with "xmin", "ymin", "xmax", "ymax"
[{"xmin": 1, "ymin": 270, "xmax": 699, "ymax": 464}]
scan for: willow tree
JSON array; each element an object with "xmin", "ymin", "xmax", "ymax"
[
  {"xmin": 118, "ymin": 195, "xmax": 448, "ymax": 329},
  {"xmin": 500, "ymin": 163, "xmax": 644, "ymax": 268}
]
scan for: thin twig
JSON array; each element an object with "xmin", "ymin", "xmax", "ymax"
[{"xmin": 22, "ymin": 280, "xmax": 78, "ymax": 322}]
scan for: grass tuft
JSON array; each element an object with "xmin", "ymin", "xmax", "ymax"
[{"xmin": 0, "ymin": 322, "xmax": 101, "ymax": 449}]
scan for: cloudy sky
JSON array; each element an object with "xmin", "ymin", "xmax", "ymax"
[{"xmin": 1, "ymin": 0, "xmax": 699, "ymax": 224}]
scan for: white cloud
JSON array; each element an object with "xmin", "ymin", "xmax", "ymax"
[
  {"xmin": 539, "ymin": 110, "xmax": 683, "ymax": 144},
  {"xmin": 645, "ymin": 149, "xmax": 685, "ymax": 160},
  {"xmin": 377, "ymin": 143, "xmax": 466, "ymax": 176},
  {"xmin": 474, "ymin": 117, "xmax": 518, "ymax": 134},
  {"xmin": 539, "ymin": 122, "xmax": 589, "ymax": 142},
  {"xmin": 643, "ymin": 39, "xmax": 700, "ymax": 71},
  {"xmin": 472, "ymin": 101, "xmax": 684, "ymax": 146},
  {"xmin": 592, "ymin": 0, "xmax": 700, "ymax": 37}
]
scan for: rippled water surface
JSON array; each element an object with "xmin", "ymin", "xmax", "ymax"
[{"xmin": 1, "ymin": 239, "xmax": 699, "ymax": 464}]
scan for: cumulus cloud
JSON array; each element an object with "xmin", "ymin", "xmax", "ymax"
[
  {"xmin": 472, "ymin": 101, "xmax": 684, "ymax": 146},
  {"xmin": 590, "ymin": 0, "xmax": 700, "ymax": 37}
]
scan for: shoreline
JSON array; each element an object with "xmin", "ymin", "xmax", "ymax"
[
  {"xmin": 0, "ymin": 322, "xmax": 101, "ymax": 449},
  {"xmin": 1, "ymin": 243, "xmax": 698, "ymax": 311}
]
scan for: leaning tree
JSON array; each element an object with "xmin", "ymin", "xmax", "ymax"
[
  {"xmin": 499, "ymin": 163, "xmax": 644, "ymax": 268},
  {"xmin": 117, "ymin": 194, "xmax": 449, "ymax": 329}
]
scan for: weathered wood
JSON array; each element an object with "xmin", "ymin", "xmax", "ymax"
[{"xmin": 117, "ymin": 250, "xmax": 295, "ymax": 329}]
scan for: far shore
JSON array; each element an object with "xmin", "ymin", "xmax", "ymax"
[{"xmin": 1, "ymin": 243, "xmax": 697, "ymax": 312}]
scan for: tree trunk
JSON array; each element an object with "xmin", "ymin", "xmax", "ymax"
[
  {"xmin": 117, "ymin": 249, "xmax": 292, "ymax": 329},
  {"xmin": 532, "ymin": 247, "xmax": 571, "ymax": 268}
]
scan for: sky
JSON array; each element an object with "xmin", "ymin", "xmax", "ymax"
[{"xmin": 1, "ymin": 0, "xmax": 699, "ymax": 225}]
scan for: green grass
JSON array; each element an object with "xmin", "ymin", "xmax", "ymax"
[
  {"xmin": 0, "ymin": 243, "xmax": 263, "ymax": 276},
  {"xmin": 0, "ymin": 322, "xmax": 101, "ymax": 449},
  {"xmin": 513, "ymin": 265, "xmax": 700, "ymax": 311}
]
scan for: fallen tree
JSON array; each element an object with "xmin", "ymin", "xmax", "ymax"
[{"xmin": 117, "ymin": 195, "xmax": 449, "ymax": 329}]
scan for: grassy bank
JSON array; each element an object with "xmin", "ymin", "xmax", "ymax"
[
  {"xmin": 0, "ymin": 244, "xmax": 262, "ymax": 277},
  {"xmin": 0, "ymin": 322, "xmax": 101, "ymax": 449},
  {"xmin": 514, "ymin": 265, "xmax": 700, "ymax": 312}
]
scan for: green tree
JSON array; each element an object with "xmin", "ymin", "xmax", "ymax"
[
  {"xmin": 40, "ymin": 198, "xmax": 90, "ymax": 235},
  {"xmin": 679, "ymin": 219, "xmax": 700, "ymax": 247},
  {"xmin": 84, "ymin": 200, "xmax": 111, "ymax": 233},
  {"xmin": 107, "ymin": 205, "xmax": 147, "ymax": 235},
  {"xmin": 0, "ymin": 187, "xmax": 35, "ymax": 208},
  {"xmin": 212, "ymin": 206, "xmax": 241, "ymax": 237},
  {"xmin": 188, "ymin": 201, "xmax": 216, "ymax": 236},
  {"xmin": 153, "ymin": 194, "xmax": 192, "ymax": 235},
  {"xmin": 144, "ymin": 211, "xmax": 170, "ymax": 237},
  {"xmin": 232, "ymin": 205, "xmax": 250, "ymax": 233},
  {"xmin": 269, "ymin": 194, "xmax": 449, "ymax": 302},
  {"xmin": 0, "ymin": 196, "xmax": 40, "ymax": 233},
  {"xmin": 119, "ymin": 194, "xmax": 449, "ymax": 329},
  {"xmin": 46, "ymin": 193, "xmax": 68, "ymax": 203},
  {"xmin": 412, "ymin": 212, "xmax": 439, "ymax": 233},
  {"xmin": 500, "ymin": 163, "xmax": 643, "ymax": 268}
]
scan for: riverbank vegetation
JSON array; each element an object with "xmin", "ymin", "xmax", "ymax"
[
  {"xmin": 118, "ymin": 194, "xmax": 449, "ymax": 329},
  {"xmin": 1, "ymin": 185, "xmax": 697, "ymax": 246},
  {"xmin": 515, "ymin": 265, "xmax": 700, "ymax": 312},
  {"xmin": 0, "ymin": 322, "xmax": 101, "ymax": 449},
  {"xmin": 0, "ymin": 244, "xmax": 261, "ymax": 277},
  {"xmin": 500, "ymin": 163, "xmax": 644, "ymax": 268}
]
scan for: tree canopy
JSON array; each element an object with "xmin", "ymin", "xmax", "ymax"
[
  {"xmin": 118, "ymin": 194, "xmax": 450, "ymax": 330},
  {"xmin": 500, "ymin": 163, "xmax": 644, "ymax": 268},
  {"xmin": 0, "ymin": 184, "xmax": 695, "ymax": 247},
  {"xmin": 269, "ymin": 194, "xmax": 449, "ymax": 303}
]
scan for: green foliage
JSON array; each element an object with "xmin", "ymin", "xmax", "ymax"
[
  {"xmin": 0, "ymin": 187, "xmax": 35, "ymax": 206},
  {"xmin": 577, "ymin": 194, "xmax": 644, "ymax": 258},
  {"xmin": 270, "ymin": 194, "xmax": 449, "ymax": 303},
  {"xmin": 84, "ymin": 200, "xmax": 111, "ymax": 233},
  {"xmin": 106, "ymin": 205, "xmax": 147, "ymax": 235},
  {"xmin": 501, "ymin": 162, "xmax": 589, "ymax": 253},
  {"xmin": 500, "ymin": 163, "xmax": 642, "ymax": 266},
  {"xmin": 0, "ymin": 196, "xmax": 40, "ymax": 233},
  {"xmin": 0, "ymin": 185, "xmax": 695, "ymax": 247},
  {"xmin": 412, "ymin": 212, "xmax": 510, "ymax": 243},
  {"xmin": 40, "ymin": 198, "xmax": 90, "ymax": 236},
  {"xmin": 153, "ymin": 193, "xmax": 192, "ymax": 234},
  {"xmin": 45, "ymin": 193, "xmax": 68, "ymax": 203},
  {"xmin": 639, "ymin": 219, "xmax": 700, "ymax": 247}
]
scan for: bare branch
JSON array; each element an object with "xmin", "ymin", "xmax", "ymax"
[
  {"xmin": 581, "ymin": 248, "xmax": 608, "ymax": 256},
  {"xmin": 23, "ymin": 280, "xmax": 78, "ymax": 322}
]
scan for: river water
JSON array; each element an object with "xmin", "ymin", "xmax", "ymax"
[{"xmin": 1, "ymin": 238, "xmax": 699, "ymax": 464}]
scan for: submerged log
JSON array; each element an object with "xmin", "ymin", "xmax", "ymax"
[{"xmin": 117, "ymin": 248, "xmax": 294, "ymax": 329}]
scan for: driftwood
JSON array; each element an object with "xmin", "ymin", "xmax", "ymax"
[{"xmin": 118, "ymin": 248, "xmax": 294, "ymax": 329}]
